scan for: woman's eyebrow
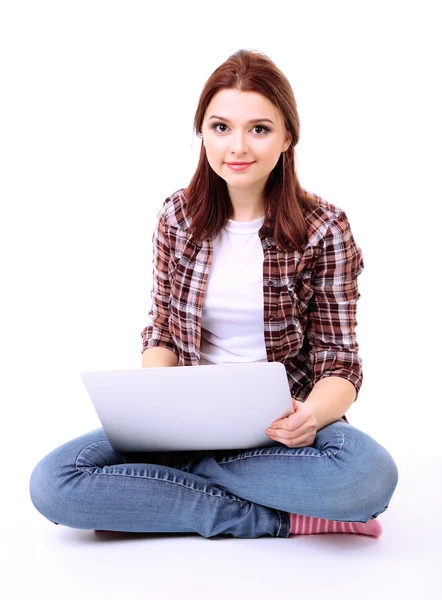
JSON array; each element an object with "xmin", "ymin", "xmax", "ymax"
[{"xmin": 208, "ymin": 115, "xmax": 275, "ymax": 125}]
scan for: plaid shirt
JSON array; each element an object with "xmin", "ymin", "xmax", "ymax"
[{"xmin": 141, "ymin": 189, "xmax": 364, "ymax": 401}]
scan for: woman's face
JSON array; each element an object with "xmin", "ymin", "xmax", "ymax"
[{"xmin": 201, "ymin": 89, "xmax": 290, "ymax": 196}]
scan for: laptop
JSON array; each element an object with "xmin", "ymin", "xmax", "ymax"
[{"xmin": 81, "ymin": 362, "xmax": 293, "ymax": 452}]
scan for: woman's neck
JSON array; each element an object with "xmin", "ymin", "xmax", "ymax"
[{"xmin": 228, "ymin": 185, "xmax": 265, "ymax": 222}]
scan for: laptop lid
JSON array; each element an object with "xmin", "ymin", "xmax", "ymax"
[{"xmin": 81, "ymin": 362, "xmax": 293, "ymax": 452}]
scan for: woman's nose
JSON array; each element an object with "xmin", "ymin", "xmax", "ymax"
[{"xmin": 230, "ymin": 131, "xmax": 248, "ymax": 155}]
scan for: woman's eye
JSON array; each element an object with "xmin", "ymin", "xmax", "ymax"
[
  {"xmin": 252, "ymin": 125, "xmax": 270, "ymax": 135},
  {"xmin": 210, "ymin": 123, "xmax": 270, "ymax": 134},
  {"xmin": 212, "ymin": 123, "xmax": 228, "ymax": 133}
]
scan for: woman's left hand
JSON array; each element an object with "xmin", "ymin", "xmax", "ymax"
[{"xmin": 265, "ymin": 398, "xmax": 317, "ymax": 448}]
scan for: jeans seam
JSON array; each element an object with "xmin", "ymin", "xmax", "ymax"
[
  {"xmin": 276, "ymin": 510, "xmax": 290, "ymax": 537},
  {"xmin": 75, "ymin": 440, "xmax": 126, "ymax": 469},
  {"xmin": 218, "ymin": 432, "xmax": 346, "ymax": 464},
  {"xmin": 79, "ymin": 469, "xmax": 249, "ymax": 504}
]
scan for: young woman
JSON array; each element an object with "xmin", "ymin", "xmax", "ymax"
[{"xmin": 30, "ymin": 49, "xmax": 398, "ymax": 539}]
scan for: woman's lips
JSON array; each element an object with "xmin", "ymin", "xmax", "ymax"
[{"xmin": 225, "ymin": 162, "xmax": 254, "ymax": 171}]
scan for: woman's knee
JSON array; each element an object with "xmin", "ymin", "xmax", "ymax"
[
  {"xmin": 29, "ymin": 429, "xmax": 111, "ymax": 526},
  {"xmin": 335, "ymin": 424, "xmax": 399, "ymax": 521},
  {"xmin": 364, "ymin": 437, "xmax": 399, "ymax": 518},
  {"xmin": 30, "ymin": 448, "xmax": 66, "ymax": 525}
]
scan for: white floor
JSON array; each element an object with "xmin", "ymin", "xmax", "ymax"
[{"xmin": 5, "ymin": 453, "xmax": 441, "ymax": 600}]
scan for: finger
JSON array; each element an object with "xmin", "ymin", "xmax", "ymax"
[
  {"xmin": 266, "ymin": 413, "xmax": 308, "ymax": 438},
  {"xmin": 267, "ymin": 430, "xmax": 312, "ymax": 448},
  {"xmin": 273, "ymin": 411, "xmax": 306, "ymax": 432},
  {"xmin": 266, "ymin": 427, "xmax": 292, "ymax": 440},
  {"xmin": 270, "ymin": 400, "xmax": 298, "ymax": 429},
  {"xmin": 269, "ymin": 412, "xmax": 291, "ymax": 428}
]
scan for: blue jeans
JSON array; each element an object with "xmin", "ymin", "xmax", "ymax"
[{"xmin": 29, "ymin": 420, "xmax": 398, "ymax": 538}]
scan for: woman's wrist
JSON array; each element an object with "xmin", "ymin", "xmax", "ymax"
[{"xmin": 304, "ymin": 376, "xmax": 356, "ymax": 430}]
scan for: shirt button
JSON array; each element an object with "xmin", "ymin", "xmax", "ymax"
[
  {"xmin": 268, "ymin": 280, "xmax": 274, "ymax": 287},
  {"xmin": 268, "ymin": 314, "xmax": 275, "ymax": 321}
]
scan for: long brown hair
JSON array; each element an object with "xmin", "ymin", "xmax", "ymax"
[{"xmin": 185, "ymin": 49, "xmax": 317, "ymax": 251}]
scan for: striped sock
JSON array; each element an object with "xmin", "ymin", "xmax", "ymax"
[{"xmin": 289, "ymin": 514, "xmax": 382, "ymax": 538}]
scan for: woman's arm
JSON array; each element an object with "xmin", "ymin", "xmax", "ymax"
[
  {"xmin": 307, "ymin": 209, "xmax": 364, "ymax": 397},
  {"xmin": 266, "ymin": 377, "xmax": 356, "ymax": 447},
  {"xmin": 266, "ymin": 209, "xmax": 363, "ymax": 447},
  {"xmin": 142, "ymin": 347, "xmax": 178, "ymax": 368},
  {"xmin": 304, "ymin": 376, "xmax": 356, "ymax": 431},
  {"xmin": 141, "ymin": 202, "xmax": 178, "ymax": 358}
]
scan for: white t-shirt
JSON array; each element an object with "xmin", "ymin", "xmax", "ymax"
[{"xmin": 200, "ymin": 216, "xmax": 268, "ymax": 365}]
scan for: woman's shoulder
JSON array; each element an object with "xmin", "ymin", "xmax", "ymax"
[
  {"xmin": 157, "ymin": 188, "xmax": 191, "ymax": 230},
  {"xmin": 303, "ymin": 190, "xmax": 353, "ymax": 246}
]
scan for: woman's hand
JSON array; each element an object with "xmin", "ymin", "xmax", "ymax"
[{"xmin": 265, "ymin": 398, "xmax": 317, "ymax": 448}]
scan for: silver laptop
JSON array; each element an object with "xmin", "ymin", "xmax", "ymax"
[{"xmin": 81, "ymin": 362, "xmax": 293, "ymax": 452}]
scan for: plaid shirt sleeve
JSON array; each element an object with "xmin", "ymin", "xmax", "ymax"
[
  {"xmin": 307, "ymin": 209, "xmax": 364, "ymax": 396},
  {"xmin": 140, "ymin": 207, "xmax": 178, "ymax": 356}
]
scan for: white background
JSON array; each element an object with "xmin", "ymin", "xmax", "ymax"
[
  {"xmin": 2, "ymin": 4, "xmax": 441, "ymax": 599},
  {"xmin": 1, "ymin": 0, "xmax": 441, "ymax": 507}
]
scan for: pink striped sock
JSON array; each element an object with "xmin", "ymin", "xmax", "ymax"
[{"xmin": 289, "ymin": 514, "xmax": 382, "ymax": 538}]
